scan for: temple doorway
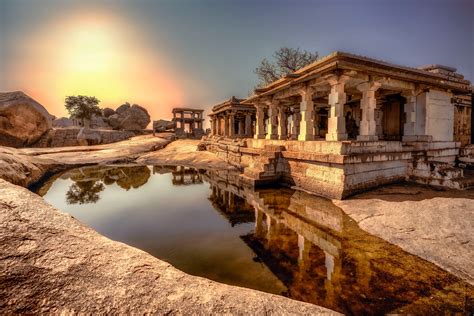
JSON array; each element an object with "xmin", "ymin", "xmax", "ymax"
[{"xmin": 382, "ymin": 95, "xmax": 404, "ymax": 141}]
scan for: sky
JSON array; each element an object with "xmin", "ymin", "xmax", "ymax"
[{"xmin": 0, "ymin": 0, "xmax": 473, "ymax": 123}]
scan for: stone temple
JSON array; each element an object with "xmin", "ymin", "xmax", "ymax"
[
  {"xmin": 172, "ymin": 107, "xmax": 205, "ymax": 138},
  {"xmin": 202, "ymin": 52, "xmax": 473, "ymax": 199}
]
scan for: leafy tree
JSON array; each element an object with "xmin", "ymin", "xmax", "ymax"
[
  {"xmin": 254, "ymin": 47, "xmax": 319, "ymax": 87},
  {"xmin": 65, "ymin": 95, "xmax": 101, "ymax": 126}
]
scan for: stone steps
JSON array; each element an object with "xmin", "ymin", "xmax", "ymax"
[
  {"xmin": 451, "ymin": 176, "xmax": 474, "ymax": 189},
  {"xmin": 242, "ymin": 147, "xmax": 282, "ymax": 182},
  {"xmin": 412, "ymin": 164, "xmax": 474, "ymax": 190},
  {"xmin": 459, "ymin": 145, "xmax": 474, "ymax": 168}
]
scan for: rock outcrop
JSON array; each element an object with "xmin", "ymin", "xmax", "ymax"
[
  {"xmin": 34, "ymin": 128, "xmax": 136, "ymax": 148},
  {"xmin": 52, "ymin": 117, "xmax": 74, "ymax": 128},
  {"xmin": 116, "ymin": 102, "xmax": 131, "ymax": 114},
  {"xmin": 51, "ymin": 103, "xmax": 151, "ymax": 136},
  {"xmin": 112, "ymin": 104, "xmax": 150, "ymax": 130},
  {"xmin": 102, "ymin": 107, "xmax": 115, "ymax": 118},
  {"xmin": 76, "ymin": 127, "xmax": 102, "ymax": 146},
  {"xmin": 0, "ymin": 179, "xmax": 336, "ymax": 314},
  {"xmin": 107, "ymin": 113, "xmax": 121, "ymax": 129},
  {"xmin": 137, "ymin": 139, "xmax": 236, "ymax": 170},
  {"xmin": 0, "ymin": 147, "xmax": 54, "ymax": 187},
  {"xmin": 90, "ymin": 115, "xmax": 110, "ymax": 129},
  {"xmin": 0, "ymin": 135, "xmax": 174, "ymax": 187},
  {"xmin": 0, "ymin": 91, "xmax": 52, "ymax": 147},
  {"xmin": 153, "ymin": 119, "xmax": 174, "ymax": 132},
  {"xmin": 333, "ymin": 184, "xmax": 474, "ymax": 285}
]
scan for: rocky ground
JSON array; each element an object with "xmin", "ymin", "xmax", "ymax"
[
  {"xmin": 334, "ymin": 184, "xmax": 474, "ymax": 286},
  {"xmin": 137, "ymin": 139, "xmax": 237, "ymax": 170},
  {"xmin": 0, "ymin": 134, "xmax": 173, "ymax": 187},
  {"xmin": 0, "ymin": 136, "xmax": 234, "ymax": 188},
  {"xmin": 0, "ymin": 179, "xmax": 336, "ymax": 314},
  {"xmin": 1, "ymin": 135, "xmax": 336, "ymax": 314},
  {"xmin": 1, "ymin": 135, "xmax": 473, "ymax": 313}
]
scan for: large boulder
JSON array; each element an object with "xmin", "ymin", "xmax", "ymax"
[
  {"xmin": 90, "ymin": 115, "xmax": 111, "ymax": 129},
  {"xmin": 153, "ymin": 119, "xmax": 174, "ymax": 132},
  {"xmin": 102, "ymin": 107, "xmax": 115, "ymax": 118},
  {"xmin": 52, "ymin": 117, "xmax": 74, "ymax": 128},
  {"xmin": 108, "ymin": 104, "xmax": 150, "ymax": 130},
  {"xmin": 116, "ymin": 103, "xmax": 130, "ymax": 115},
  {"xmin": 107, "ymin": 114, "xmax": 121, "ymax": 129},
  {"xmin": 0, "ymin": 91, "xmax": 52, "ymax": 147},
  {"xmin": 118, "ymin": 104, "xmax": 150, "ymax": 130}
]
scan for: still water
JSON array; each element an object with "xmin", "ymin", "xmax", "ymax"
[{"xmin": 35, "ymin": 165, "xmax": 473, "ymax": 315}]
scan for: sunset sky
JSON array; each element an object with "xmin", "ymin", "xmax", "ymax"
[{"xmin": 0, "ymin": 0, "xmax": 472, "ymax": 123}]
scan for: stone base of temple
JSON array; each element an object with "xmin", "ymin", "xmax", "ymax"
[
  {"xmin": 402, "ymin": 135, "xmax": 433, "ymax": 142},
  {"xmin": 201, "ymin": 136, "xmax": 472, "ymax": 199},
  {"xmin": 459, "ymin": 145, "xmax": 474, "ymax": 169},
  {"xmin": 356, "ymin": 135, "xmax": 378, "ymax": 141}
]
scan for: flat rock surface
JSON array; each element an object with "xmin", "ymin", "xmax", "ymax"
[
  {"xmin": 0, "ymin": 134, "xmax": 174, "ymax": 187},
  {"xmin": 333, "ymin": 183, "xmax": 474, "ymax": 285},
  {"xmin": 137, "ymin": 139, "xmax": 237, "ymax": 170},
  {"xmin": 18, "ymin": 133, "xmax": 173, "ymax": 160},
  {"xmin": 0, "ymin": 179, "xmax": 337, "ymax": 315}
]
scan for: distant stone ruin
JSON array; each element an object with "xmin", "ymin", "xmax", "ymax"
[{"xmin": 166, "ymin": 107, "xmax": 205, "ymax": 139}]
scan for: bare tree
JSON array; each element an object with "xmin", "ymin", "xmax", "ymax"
[{"xmin": 254, "ymin": 47, "xmax": 318, "ymax": 87}]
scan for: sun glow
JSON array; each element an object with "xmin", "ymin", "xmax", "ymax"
[
  {"xmin": 62, "ymin": 24, "xmax": 120, "ymax": 72},
  {"xmin": 9, "ymin": 12, "xmax": 184, "ymax": 122}
]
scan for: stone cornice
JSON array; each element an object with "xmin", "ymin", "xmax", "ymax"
[{"xmin": 243, "ymin": 51, "xmax": 472, "ymax": 105}]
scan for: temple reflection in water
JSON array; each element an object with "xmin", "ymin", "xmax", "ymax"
[
  {"xmin": 37, "ymin": 165, "xmax": 473, "ymax": 314},
  {"xmin": 203, "ymin": 169, "xmax": 472, "ymax": 315}
]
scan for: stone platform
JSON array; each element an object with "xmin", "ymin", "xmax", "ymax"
[{"xmin": 202, "ymin": 136, "xmax": 472, "ymax": 199}]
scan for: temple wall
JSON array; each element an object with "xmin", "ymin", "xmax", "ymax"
[
  {"xmin": 424, "ymin": 90, "xmax": 454, "ymax": 142},
  {"xmin": 203, "ymin": 136, "xmax": 468, "ymax": 199},
  {"xmin": 453, "ymin": 94, "xmax": 472, "ymax": 146}
]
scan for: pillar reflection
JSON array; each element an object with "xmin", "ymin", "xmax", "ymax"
[{"xmin": 203, "ymin": 169, "xmax": 471, "ymax": 315}]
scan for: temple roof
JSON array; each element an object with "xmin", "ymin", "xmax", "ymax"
[
  {"xmin": 172, "ymin": 107, "xmax": 204, "ymax": 113},
  {"xmin": 209, "ymin": 96, "xmax": 255, "ymax": 116},
  {"xmin": 243, "ymin": 51, "xmax": 472, "ymax": 104}
]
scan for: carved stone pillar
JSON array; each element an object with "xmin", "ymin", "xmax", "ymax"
[
  {"xmin": 298, "ymin": 87, "xmax": 315, "ymax": 141},
  {"xmin": 375, "ymin": 106, "xmax": 383, "ymax": 137},
  {"xmin": 254, "ymin": 105, "xmax": 266, "ymax": 139},
  {"xmin": 229, "ymin": 113, "xmax": 235, "ymax": 138},
  {"xmin": 357, "ymin": 81, "xmax": 381, "ymax": 141},
  {"xmin": 401, "ymin": 90, "xmax": 419, "ymax": 141},
  {"xmin": 219, "ymin": 117, "xmax": 224, "ymax": 136},
  {"xmin": 266, "ymin": 102, "xmax": 278, "ymax": 140},
  {"xmin": 278, "ymin": 107, "xmax": 287, "ymax": 140},
  {"xmin": 238, "ymin": 119, "xmax": 245, "ymax": 136},
  {"xmin": 224, "ymin": 114, "xmax": 229, "ymax": 137},
  {"xmin": 290, "ymin": 109, "xmax": 300, "ymax": 140},
  {"xmin": 314, "ymin": 109, "xmax": 321, "ymax": 138},
  {"xmin": 245, "ymin": 114, "xmax": 252, "ymax": 137},
  {"xmin": 326, "ymin": 75, "xmax": 349, "ymax": 141}
]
